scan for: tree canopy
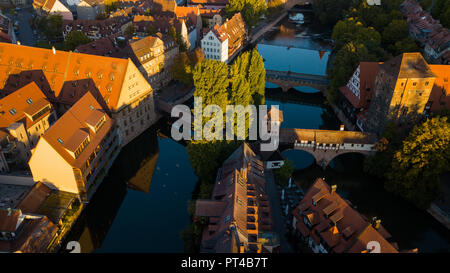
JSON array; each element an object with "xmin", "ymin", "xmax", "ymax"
[
  {"xmin": 187, "ymin": 49, "xmax": 266, "ymax": 183},
  {"xmin": 225, "ymin": 0, "xmax": 267, "ymax": 28},
  {"xmin": 63, "ymin": 31, "xmax": 92, "ymax": 51},
  {"xmin": 386, "ymin": 116, "xmax": 450, "ymax": 209}
]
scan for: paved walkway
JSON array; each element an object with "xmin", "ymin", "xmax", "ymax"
[{"xmin": 265, "ymin": 168, "xmax": 293, "ymax": 253}]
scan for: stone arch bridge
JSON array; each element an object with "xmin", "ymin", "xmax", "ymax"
[
  {"xmin": 266, "ymin": 70, "xmax": 329, "ymax": 93},
  {"xmin": 279, "ymin": 128, "xmax": 377, "ymax": 168}
]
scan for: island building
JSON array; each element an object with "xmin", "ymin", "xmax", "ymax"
[
  {"xmin": 0, "ymin": 42, "xmax": 157, "ymax": 147},
  {"xmin": 126, "ymin": 34, "xmax": 179, "ymax": 90},
  {"xmin": 0, "ymin": 82, "xmax": 57, "ymax": 172},
  {"xmin": 340, "ymin": 53, "xmax": 439, "ymax": 134},
  {"xmin": 340, "ymin": 53, "xmax": 450, "ymax": 133},
  {"xmin": 201, "ymin": 12, "xmax": 246, "ymax": 63},
  {"xmin": 292, "ymin": 178, "xmax": 418, "ymax": 253},
  {"xmin": 28, "ymin": 92, "xmax": 121, "ymax": 201},
  {"xmin": 195, "ymin": 143, "xmax": 279, "ymax": 253}
]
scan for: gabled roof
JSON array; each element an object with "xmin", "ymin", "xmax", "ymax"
[
  {"xmin": 0, "ymin": 42, "xmax": 135, "ymax": 112},
  {"xmin": 380, "ymin": 52, "xmax": 436, "ymax": 79},
  {"xmin": 292, "ymin": 178, "xmax": 400, "ymax": 253},
  {"xmin": 16, "ymin": 182, "xmax": 52, "ymax": 213},
  {"xmin": 339, "ymin": 62, "xmax": 381, "ymax": 109},
  {"xmin": 0, "ymin": 82, "xmax": 52, "ymax": 130},
  {"xmin": 36, "ymin": 92, "xmax": 114, "ymax": 168}
]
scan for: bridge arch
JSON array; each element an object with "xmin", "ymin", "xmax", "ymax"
[
  {"xmin": 281, "ymin": 145, "xmax": 374, "ymax": 169},
  {"xmin": 281, "ymin": 149, "xmax": 315, "ymax": 169},
  {"xmin": 278, "ymin": 128, "xmax": 378, "ymax": 169}
]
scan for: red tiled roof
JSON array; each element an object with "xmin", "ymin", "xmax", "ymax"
[
  {"xmin": 0, "ymin": 42, "xmax": 134, "ymax": 112},
  {"xmin": 0, "ymin": 208, "xmax": 21, "ymax": 232},
  {"xmin": 292, "ymin": 178, "xmax": 400, "ymax": 253},
  {"xmin": 35, "ymin": 92, "xmax": 114, "ymax": 169},
  {"xmin": 0, "ymin": 82, "xmax": 53, "ymax": 130},
  {"xmin": 339, "ymin": 62, "xmax": 381, "ymax": 109},
  {"xmin": 428, "ymin": 64, "xmax": 450, "ymax": 112},
  {"xmin": 16, "ymin": 182, "xmax": 52, "ymax": 213}
]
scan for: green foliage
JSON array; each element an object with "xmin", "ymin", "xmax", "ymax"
[
  {"xmin": 273, "ymin": 159, "xmax": 294, "ymax": 187},
  {"xmin": 381, "ymin": 19, "xmax": 409, "ymax": 46},
  {"xmin": 169, "ymin": 26, "xmax": 187, "ymax": 52},
  {"xmin": 386, "ymin": 116, "xmax": 450, "ymax": 209},
  {"xmin": 36, "ymin": 15, "xmax": 63, "ymax": 41},
  {"xmin": 267, "ymin": 0, "xmax": 284, "ymax": 15},
  {"xmin": 418, "ymin": 0, "xmax": 433, "ymax": 10},
  {"xmin": 332, "ymin": 19, "xmax": 381, "ymax": 51},
  {"xmin": 312, "ymin": 0, "xmax": 351, "ymax": 26},
  {"xmin": 171, "ymin": 48, "xmax": 204, "ymax": 86},
  {"xmin": 63, "ymin": 31, "xmax": 92, "ymax": 51},
  {"xmin": 431, "ymin": 0, "xmax": 450, "ymax": 28},
  {"xmin": 187, "ymin": 140, "xmax": 241, "ymax": 183},
  {"xmin": 327, "ymin": 41, "xmax": 378, "ymax": 104},
  {"xmin": 186, "ymin": 49, "xmax": 266, "ymax": 183},
  {"xmin": 124, "ymin": 24, "xmax": 136, "ymax": 36},
  {"xmin": 225, "ymin": 0, "xmax": 267, "ymax": 28},
  {"xmin": 105, "ymin": 0, "xmax": 119, "ymax": 13}
]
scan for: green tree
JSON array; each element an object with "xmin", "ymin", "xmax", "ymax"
[
  {"xmin": 273, "ymin": 159, "xmax": 294, "ymax": 187},
  {"xmin": 382, "ymin": 19, "xmax": 409, "ymax": 46},
  {"xmin": 63, "ymin": 31, "xmax": 92, "ymax": 51},
  {"xmin": 171, "ymin": 48, "xmax": 204, "ymax": 86},
  {"xmin": 393, "ymin": 37, "xmax": 420, "ymax": 56},
  {"xmin": 386, "ymin": 116, "xmax": 450, "ymax": 209},
  {"xmin": 312, "ymin": 0, "xmax": 351, "ymax": 26},
  {"xmin": 225, "ymin": 0, "xmax": 267, "ymax": 28}
]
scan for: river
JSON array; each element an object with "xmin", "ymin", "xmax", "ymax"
[{"xmin": 62, "ymin": 13, "xmax": 450, "ymax": 253}]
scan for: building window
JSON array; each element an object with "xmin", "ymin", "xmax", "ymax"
[{"xmin": 413, "ymin": 82, "xmax": 417, "ymax": 86}]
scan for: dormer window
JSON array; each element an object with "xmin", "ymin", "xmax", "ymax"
[
  {"xmin": 26, "ymin": 98, "xmax": 33, "ymax": 104},
  {"xmin": 9, "ymin": 108, "xmax": 17, "ymax": 115},
  {"xmin": 74, "ymin": 136, "xmax": 90, "ymax": 159},
  {"xmin": 94, "ymin": 115, "xmax": 106, "ymax": 132}
]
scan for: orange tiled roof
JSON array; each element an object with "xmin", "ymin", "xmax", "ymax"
[
  {"xmin": 428, "ymin": 64, "xmax": 450, "ymax": 112},
  {"xmin": 0, "ymin": 42, "xmax": 134, "ymax": 112},
  {"xmin": 339, "ymin": 62, "xmax": 381, "ymax": 109},
  {"xmin": 16, "ymin": 182, "xmax": 52, "ymax": 214},
  {"xmin": 292, "ymin": 178, "xmax": 400, "ymax": 253},
  {"xmin": 36, "ymin": 92, "xmax": 114, "ymax": 169},
  {"xmin": 195, "ymin": 143, "xmax": 272, "ymax": 253},
  {"xmin": 0, "ymin": 82, "xmax": 52, "ymax": 130}
]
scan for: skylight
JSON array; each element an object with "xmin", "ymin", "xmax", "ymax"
[
  {"xmin": 26, "ymin": 98, "xmax": 33, "ymax": 104},
  {"xmin": 9, "ymin": 108, "xmax": 17, "ymax": 115},
  {"xmin": 57, "ymin": 138, "xmax": 64, "ymax": 144}
]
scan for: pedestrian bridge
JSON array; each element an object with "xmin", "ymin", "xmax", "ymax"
[
  {"xmin": 278, "ymin": 128, "xmax": 377, "ymax": 168},
  {"xmin": 265, "ymin": 70, "xmax": 329, "ymax": 93}
]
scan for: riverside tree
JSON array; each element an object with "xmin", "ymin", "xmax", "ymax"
[
  {"xmin": 187, "ymin": 49, "xmax": 266, "ymax": 184},
  {"xmin": 386, "ymin": 116, "xmax": 450, "ymax": 209}
]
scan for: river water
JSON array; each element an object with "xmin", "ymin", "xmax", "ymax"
[{"xmin": 62, "ymin": 14, "xmax": 450, "ymax": 253}]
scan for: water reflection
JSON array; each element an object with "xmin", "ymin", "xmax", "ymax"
[{"xmin": 61, "ymin": 124, "xmax": 198, "ymax": 253}]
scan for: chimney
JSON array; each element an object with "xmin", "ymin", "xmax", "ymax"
[
  {"xmin": 374, "ymin": 219, "xmax": 381, "ymax": 229},
  {"xmin": 17, "ymin": 41, "xmax": 20, "ymax": 45},
  {"xmin": 340, "ymin": 124, "xmax": 344, "ymax": 131},
  {"xmin": 331, "ymin": 184, "xmax": 337, "ymax": 194},
  {"xmin": 52, "ymin": 46, "xmax": 56, "ymax": 55}
]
